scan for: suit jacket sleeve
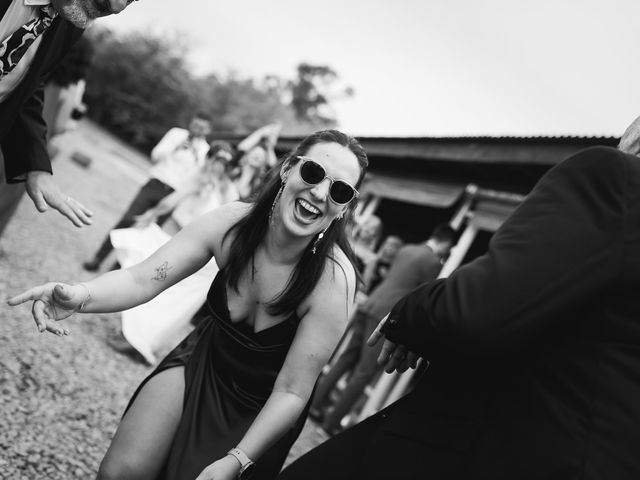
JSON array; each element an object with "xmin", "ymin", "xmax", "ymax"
[
  {"xmin": 2, "ymin": 84, "xmax": 50, "ymax": 182},
  {"xmin": 382, "ymin": 146, "xmax": 627, "ymax": 358}
]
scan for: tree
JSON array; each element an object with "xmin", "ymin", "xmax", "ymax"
[
  {"xmin": 289, "ymin": 63, "xmax": 354, "ymax": 127},
  {"xmin": 84, "ymin": 29, "xmax": 201, "ymax": 152},
  {"xmin": 82, "ymin": 30, "xmax": 354, "ymax": 153}
]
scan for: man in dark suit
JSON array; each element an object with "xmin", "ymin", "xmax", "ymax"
[
  {"xmin": 279, "ymin": 119, "xmax": 640, "ymax": 479},
  {"xmin": 0, "ymin": 0, "xmax": 137, "ymax": 236}
]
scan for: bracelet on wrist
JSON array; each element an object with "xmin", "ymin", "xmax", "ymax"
[
  {"xmin": 75, "ymin": 283, "xmax": 91, "ymax": 312},
  {"xmin": 226, "ymin": 448, "xmax": 255, "ymax": 479}
]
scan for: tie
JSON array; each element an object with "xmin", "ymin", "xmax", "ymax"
[{"xmin": 0, "ymin": 5, "xmax": 57, "ymax": 79}]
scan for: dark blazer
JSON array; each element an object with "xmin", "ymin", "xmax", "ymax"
[
  {"xmin": 0, "ymin": 3, "xmax": 82, "ymax": 183},
  {"xmin": 374, "ymin": 146, "xmax": 640, "ymax": 479}
]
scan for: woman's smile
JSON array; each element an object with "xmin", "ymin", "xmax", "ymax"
[{"xmin": 294, "ymin": 198, "xmax": 322, "ymax": 224}]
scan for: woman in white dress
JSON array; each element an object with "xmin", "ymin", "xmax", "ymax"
[{"xmin": 110, "ymin": 142, "xmax": 239, "ymax": 363}]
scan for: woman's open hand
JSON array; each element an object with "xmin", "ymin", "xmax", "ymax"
[{"xmin": 7, "ymin": 283, "xmax": 89, "ymax": 336}]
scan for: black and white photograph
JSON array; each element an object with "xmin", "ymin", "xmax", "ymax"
[{"xmin": 2, "ymin": 1, "xmax": 640, "ymax": 479}]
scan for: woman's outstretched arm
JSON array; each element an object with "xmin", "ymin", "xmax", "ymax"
[{"xmin": 8, "ymin": 202, "xmax": 246, "ymax": 335}]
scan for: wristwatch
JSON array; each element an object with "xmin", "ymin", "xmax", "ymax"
[{"xmin": 227, "ymin": 447, "xmax": 256, "ymax": 479}]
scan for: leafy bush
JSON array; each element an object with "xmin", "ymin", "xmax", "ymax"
[{"xmin": 83, "ymin": 29, "xmax": 352, "ymax": 154}]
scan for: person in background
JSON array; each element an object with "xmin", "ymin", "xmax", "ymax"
[
  {"xmin": 10, "ymin": 129, "xmax": 368, "ymax": 480},
  {"xmin": 361, "ymin": 235, "xmax": 404, "ymax": 294},
  {"xmin": 106, "ymin": 141, "xmax": 239, "ymax": 365},
  {"xmin": 234, "ymin": 123, "xmax": 281, "ymax": 200},
  {"xmin": 82, "ymin": 112, "xmax": 212, "ymax": 272},
  {"xmin": 350, "ymin": 214, "xmax": 382, "ymax": 274},
  {"xmin": 0, "ymin": 0, "xmax": 138, "ymax": 236},
  {"xmin": 134, "ymin": 141, "xmax": 238, "ymax": 236},
  {"xmin": 42, "ymin": 35, "xmax": 93, "ymax": 144},
  {"xmin": 309, "ymin": 225, "xmax": 454, "ymax": 435}
]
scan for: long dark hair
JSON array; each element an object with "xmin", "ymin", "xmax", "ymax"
[{"xmin": 222, "ymin": 129, "xmax": 368, "ymax": 316}]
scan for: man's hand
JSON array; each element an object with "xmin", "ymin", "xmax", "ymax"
[
  {"xmin": 25, "ymin": 171, "xmax": 93, "ymax": 227},
  {"xmin": 368, "ymin": 315, "xmax": 420, "ymax": 374}
]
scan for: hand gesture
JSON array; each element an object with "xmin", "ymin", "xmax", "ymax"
[
  {"xmin": 368, "ymin": 314, "xmax": 420, "ymax": 374},
  {"xmin": 194, "ymin": 455, "xmax": 240, "ymax": 480},
  {"xmin": 26, "ymin": 171, "xmax": 93, "ymax": 227},
  {"xmin": 7, "ymin": 283, "xmax": 89, "ymax": 336}
]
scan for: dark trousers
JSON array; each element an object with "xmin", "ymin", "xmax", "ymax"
[
  {"xmin": 0, "ymin": 182, "xmax": 24, "ymax": 238},
  {"xmin": 311, "ymin": 310, "xmax": 383, "ymax": 431},
  {"xmin": 89, "ymin": 178, "xmax": 174, "ymax": 265},
  {"xmin": 279, "ymin": 405, "xmax": 387, "ymax": 480},
  {"xmin": 279, "ymin": 398, "xmax": 465, "ymax": 480},
  {"xmin": 0, "ymin": 150, "xmax": 26, "ymax": 238}
]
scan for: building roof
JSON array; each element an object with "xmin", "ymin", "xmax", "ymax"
[
  {"xmin": 213, "ymin": 132, "xmax": 619, "ymax": 162},
  {"xmin": 272, "ymin": 135, "xmax": 620, "ymax": 165}
]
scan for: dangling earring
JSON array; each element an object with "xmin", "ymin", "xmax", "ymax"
[
  {"xmin": 311, "ymin": 228, "xmax": 327, "ymax": 254},
  {"xmin": 269, "ymin": 181, "xmax": 285, "ymax": 226}
]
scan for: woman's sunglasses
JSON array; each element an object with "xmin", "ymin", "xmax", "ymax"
[{"xmin": 296, "ymin": 156, "xmax": 359, "ymax": 205}]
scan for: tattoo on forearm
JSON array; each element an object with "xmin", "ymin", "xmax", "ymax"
[{"xmin": 152, "ymin": 261, "xmax": 173, "ymax": 281}]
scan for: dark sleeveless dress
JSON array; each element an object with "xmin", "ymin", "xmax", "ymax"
[{"xmin": 125, "ymin": 271, "xmax": 308, "ymax": 480}]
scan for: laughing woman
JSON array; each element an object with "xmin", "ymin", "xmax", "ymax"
[{"xmin": 8, "ymin": 129, "xmax": 368, "ymax": 480}]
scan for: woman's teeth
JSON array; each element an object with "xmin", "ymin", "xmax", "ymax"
[
  {"xmin": 299, "ymin": 199, "xmax": 320, "ymax": 214},
  {"xmin": 297, "ymin": 199, "xmax": 321, "ymax": 219}
]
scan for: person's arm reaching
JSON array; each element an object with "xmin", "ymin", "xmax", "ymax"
[
  {"xmin": 7, "ymin": 202, "xmax": 243, "ymax": 335},
  {"xmin": 1, "ymin": 85, "xmax": 93, "ymax": 227},
  {"xmin": 381, "ymin": 147, "xmax": 627, "ymax": 359}
]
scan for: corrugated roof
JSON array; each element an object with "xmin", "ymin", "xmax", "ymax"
[{"xmin": 211, "ymin": 133, "xmax": 620, "ymax": 165}]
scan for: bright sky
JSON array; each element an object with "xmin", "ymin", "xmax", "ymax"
[{"xmin": 100, "ymin": 0, "xmax": 640, "ymax": 137}]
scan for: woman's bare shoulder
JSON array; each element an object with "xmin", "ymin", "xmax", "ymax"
[
  {"xmin": 181, "ymin": 201, "xmax": 252, "ymax": 255},
  {"xmin": 194, "ymin": 201, "xmax": 250, "ymax": 231},
  {"xmin": 310, "ymin": 247, "xmax": 357, "ymax": 307},
  {"xmin": 327, "ymin": 246, "xmax": 356, "ymax": 282}
]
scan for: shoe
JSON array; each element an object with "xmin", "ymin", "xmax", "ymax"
[{"xmin": 82, "ymin": 259, "xmax": 100, "ymax": 272}]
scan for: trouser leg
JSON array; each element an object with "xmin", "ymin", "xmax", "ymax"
[
  {"xmin": 89, "ymin": 178, "xmax": 173, "ymax": 265},
  {"xmin": 277, "ymin": 406, "xmax": 386, "ymax": 480},
  {"xmin": 322, "ymin": 313, "xmax": 383, "ymax": 431},
  {"xmin": 0, "ymin": 150, "xmax": 26, "ymax": 239},
  {"xmin": 0, "ymin": 183, "xmax": 25, "ymax": 239},
  {"xmin": 311, "ymin": 323, "xmax": 364, "ymax": 411}
]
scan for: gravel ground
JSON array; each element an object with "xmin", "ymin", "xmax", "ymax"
[{"xmin": 0, "ymin": 122, "xmax": 328, "ymax": 479}]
